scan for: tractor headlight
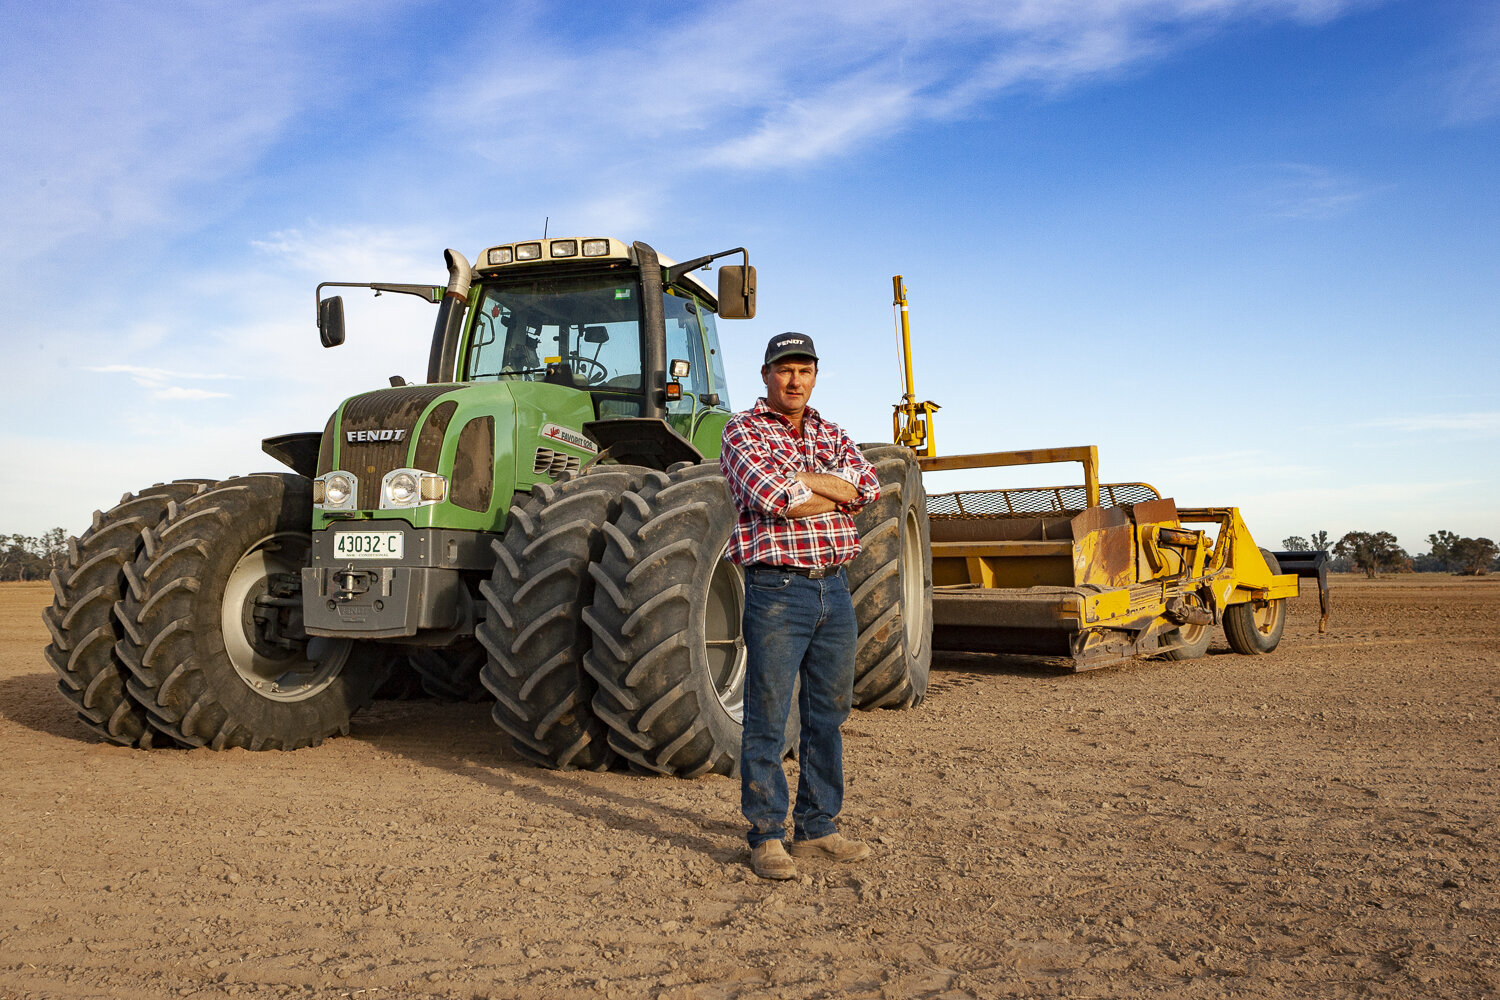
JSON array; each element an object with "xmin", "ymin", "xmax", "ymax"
[
  {"xmin": 488, "ymin": 246, "xmax": 513, "ymax": 265},
  {"xmin": 315, "ymin": 471, "xmax": 358, "ymax": 510},
  {"xmin": 515, "ymin": 242, "xmax": 542, "ymax": 261},
  {"xmin": 549, "ymin": 239, "xmax": 577, "ymax": 258},
  {"xmin": 582, "ymin": 239, "xmax": 610, "ymax": 257},
  {"xmin": 388, "ymin": 471, "xmax": 418, "ymax": 505},
  {"xmin": 380, "ymin": 468, "xmax": 447, "ymax": 508}
]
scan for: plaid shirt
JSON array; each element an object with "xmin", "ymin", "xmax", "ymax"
[{"xmin": 720, "ymin": 398, "xmax": 880, "ymax": 568}]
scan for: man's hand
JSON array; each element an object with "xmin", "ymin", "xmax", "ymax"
[
  {"xmin": 785, "ymin": 493, "xmax": 839, "ymax": 518},
  {"xmin": 795, "ymin": 471, "xmax": 857, "ymax": 504}
]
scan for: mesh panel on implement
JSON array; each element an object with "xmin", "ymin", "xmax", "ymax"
[{"xmin": 928, "ymin": 483, "xmax": 1160, "ymax": 519}]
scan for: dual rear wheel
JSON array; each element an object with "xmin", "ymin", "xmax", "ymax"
[{"xmin": 481, "ymin": 446, "xmax": 934, "ymax": 777}]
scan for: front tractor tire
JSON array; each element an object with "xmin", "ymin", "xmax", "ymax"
[
  {"xmin": 583, "ymin": 463, "xmax": 795, "ymax": 778},
  {"xmin": 477, "ymin": 467, "xmax": 649, "ymax": 770},
  {"xmin": 42, "ymin": 480, "xmax": 213, "ymax": 746},
  {"xmin": 850, "ymin": 444, "xmax": 933, "ymax": 709},
  {"xmin": 116, "ymin": 473, "xmax": 386, "ymax": 750}
]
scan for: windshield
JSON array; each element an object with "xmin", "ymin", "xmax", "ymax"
[{"xmin": 464, "ymin": 274, "xmax": 644, "ymax": 391}]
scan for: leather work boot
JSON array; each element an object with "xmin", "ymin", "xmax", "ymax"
[
  {"xmin": 788, "ymin": 832, "xmax": 871, "ymax": 863},
  {"xmin": 749, "ymin": 840, "xmax": 797, "ymax": 880}
]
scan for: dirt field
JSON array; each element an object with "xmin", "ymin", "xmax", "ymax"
[{"xmin": 2, "ymin": 577, "xmax": 1497, "ymax": 1000}]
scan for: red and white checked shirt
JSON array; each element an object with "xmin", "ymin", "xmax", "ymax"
[{"xmin": 720, "ymin": 398, "xmax": 880, "ymax": 568}]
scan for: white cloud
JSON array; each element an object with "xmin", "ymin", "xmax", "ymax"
[
  {"xmin": 251, "ymin": 226, "xmax": 446, "ymax": 280},
  {"xmin": 1438, "ymin": 7, "xmax": 1500, "ymax": 125},
  {"xmin": 0, "ymin": 1, "xmax": 396, "ymax": 275},
  {"xmin": 1362, "ymin": 411, "xmax": 1500, "ymax": 435},
  {"xmin": 151, "ymin": 386, "xmax": 233, "ymax": 401},
  {"xmin": 87, "ymin": 364, "xmax": 238, "ymax": 384},
  {"xmin": 428, "ymin": 0, "xmax": 1372, "ymax": 182},
  {"xmin": 1249, "ymin": 163, "xmax": 1384, "ymax": 220},
  {"xmin": 86, "ymin": 363, "xmax": 238, "ymax": 401}
]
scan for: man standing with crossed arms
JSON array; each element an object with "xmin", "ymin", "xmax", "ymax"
[{"xmin": 719, "ymin": 332, "xmax": 880, "ymax": 880}]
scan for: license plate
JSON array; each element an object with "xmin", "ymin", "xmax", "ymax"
[{"xmin": 333, "ymin": 530, "xmax": 404, "ymax": 560}]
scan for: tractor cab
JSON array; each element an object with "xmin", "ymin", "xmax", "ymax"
[{"xmin": 460, "ymin": 238, "xmax": 739, "ymax": 457}]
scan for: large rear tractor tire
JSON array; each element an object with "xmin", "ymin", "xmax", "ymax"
[
  {"xmin": 850, "ymin": 444, "xmax": 933, "ymax": 709},
  {"xmin": 408, "ymin": 641, "xmax": 491, "ymax": 702},
  {"xmin": 1224, "ymin": 549, "xmax": 1288, "ymax": 655},
  {"xmin": 583, "ymin": 463, "xmax": 796, "ymax": 778},
  {"xmin": 477, "ymin": 467, "xmax": 649, "ymax": 770},
  {"xmin": 41, "ymin": 480, "xmax": 213, "ymax": 746},
  {"xmin": 115, "ymin": 473, "xmax": 388, "ymax": 750}
]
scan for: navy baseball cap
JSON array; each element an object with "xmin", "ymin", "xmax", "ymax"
[{"xmin": 764, "ymin": 332, "xmax": 818, "ymax": 365}]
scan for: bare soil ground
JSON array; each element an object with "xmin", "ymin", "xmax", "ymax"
[{"xmin": 2, "ymin": 576, "xmax": 1497, "ymax": 1000}]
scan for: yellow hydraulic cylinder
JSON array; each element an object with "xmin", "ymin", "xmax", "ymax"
[{"xmin": 891, "ymin": 275, "xmax": 940, "ymax": 456}]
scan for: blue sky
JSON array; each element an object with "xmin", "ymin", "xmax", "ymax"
[{"xmin": 2, "ymin": 0, "xmax": 1496, "ymax": 554}]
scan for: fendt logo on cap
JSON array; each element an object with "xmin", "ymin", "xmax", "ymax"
[
  {"xmin": 776, "ymin": 337, "xmax": 805, "ymax": 348},
  {"xmin": 346, "ymin": 429, "xmax": 408, "ymax": 443}
]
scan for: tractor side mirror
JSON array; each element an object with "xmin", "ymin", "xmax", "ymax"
[
  {"xmin": 717, "ymin": 265, "xmax": 756, "ymax": 319},
  {"xmin": 318, "ymin": 296, "xmax": 346, "ymax": 348},
  {"xmin": 583, "ymin": 325, "xmax": 609, "ymax": 344}
]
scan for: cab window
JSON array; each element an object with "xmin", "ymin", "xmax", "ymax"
[{"xmin": 466, "ymin": 276, "xmax": 643, "ymax": 393}]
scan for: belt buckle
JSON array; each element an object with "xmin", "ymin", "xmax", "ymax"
[{"xmin": 807, "ymin": 565, "xmax": 831, "ymax": 580}]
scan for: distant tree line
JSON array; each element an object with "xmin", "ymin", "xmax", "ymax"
[
  {"xmin": 0, "ymin": 530, "xmax": 68, "ymax": 582},
  {"xmin": 7, "ymin": 523, "xmax": 1496, "ymax": 583},
  {"xmin": 1281, "ymin": 529, "xmax": 1499, "ymax": 578}
]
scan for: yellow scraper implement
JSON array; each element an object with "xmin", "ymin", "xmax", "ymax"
[{"xmin": 890, "ymin": 276, "xmax": 1328, "ymax": 671}]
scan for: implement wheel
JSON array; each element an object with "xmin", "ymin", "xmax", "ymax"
[
  {"xmin": 116, "ymin": 473, "xmax": 387, "ymax": 750},
  {"xmin": 1224, "ymin": 549, "xmax": 1288, "ymax": 655},
  {"xmin": 42, "ymin": 480, "xmax": 213, "ymax": 746},
  {"xmin": 583, "ymin": 462, "xmax": 795, "ymax": 778},
  {"xmin": 478, "ymin": 467, "xmax": 649, "ymax": 771},
  {"xmin": 1160, "ymin": 620, "xmax": 1213, "ymax": 661},
  {"xmin": 850, "ymin": 444, "xmax": 933, "ymax": 708},
  {"xmin": 1159, "ymin": 590, "xmax": 1214, "ymax": 661}
]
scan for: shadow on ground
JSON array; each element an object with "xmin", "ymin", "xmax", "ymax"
[{"xmin": 352, "ymin": 696, "xmax": 748, "ymax": 863}]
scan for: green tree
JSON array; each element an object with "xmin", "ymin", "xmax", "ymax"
[
  {"xmin": 1282, "ymin": 536, "xmax": 1310, "ymax": 551},
  {"xmin": 1449, "ymin": 537, "xmax": 1498, "ymax": 576},
  {"xmin": 0, "ymin": 534, "xmax": 32, "ymax": 581},
  {"xmin": 37, "ymin": 527, "xmax": 68, "ymax": 578},
  {"xmin": 1333, "ymin": 530, "xmax": 1408, "ymax": 578},
  {"xmin": 1309, "ymin": 530, "xmax": 1332, "ymax": 552},
  {"xmin": 1426, "ymin": 530, "xmax": 1461, "ymax": 569},
  {"xmin": 0, "ymin": 530, "xmax": 69, "ymax": 581}
]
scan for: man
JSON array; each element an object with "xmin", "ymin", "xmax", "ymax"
[{"xmin": 719, "ymin": 332, "xmax": 881, "ymax": 880}]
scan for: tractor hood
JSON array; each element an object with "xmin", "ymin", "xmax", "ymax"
[{"xmin": 304, "ymin": 380, "xmax": 599, "ymax": 533}]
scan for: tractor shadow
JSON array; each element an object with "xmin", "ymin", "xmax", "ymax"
[
  {"xmin": 352, "ymin": 696, "xmax": 747, "ymax": 863},
  {"xmin": 0, "ymin": 673, "xmax": 744, "ymax": 863},
  {"xmin": 0, "ymin": 670, "xmax": 104, "ymax": 742}
]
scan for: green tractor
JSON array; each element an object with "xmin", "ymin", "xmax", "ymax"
[{"xmin": 42, "ymin": 237, "xmax": 933, "ymax": 776}]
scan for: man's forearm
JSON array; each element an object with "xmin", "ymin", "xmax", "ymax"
[
  {"xmin": 796, "ymin": 471, "xmax": 857, "ymax": 503},
  {"xmin": 785, "ymin": 493, "xmax": 838, "ymax": 518}
]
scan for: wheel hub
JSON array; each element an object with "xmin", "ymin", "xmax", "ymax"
[
  {"xmin": 222, "ymin": 533, "xmax": 350, "ymax": 702},
  {"xmin": 703, "ymin": 556, "xmax": 747, "ymax": 723}
]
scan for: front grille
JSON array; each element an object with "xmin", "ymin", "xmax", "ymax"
[
  {"xmin": 928, "ymin": 482, "xmax": 1160, "ymax": 519},
  {"xmin": 339, "ymin": 385, "xmax": 463, "ymax": 504},
  {"xmin": 533, "ymin": 448, "xmax": 581, "ymax": 478}
]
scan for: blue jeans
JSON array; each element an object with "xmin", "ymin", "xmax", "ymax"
[{"xmin": 740, "ymin": 566, "xmax": 857, "ymax": 849}]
